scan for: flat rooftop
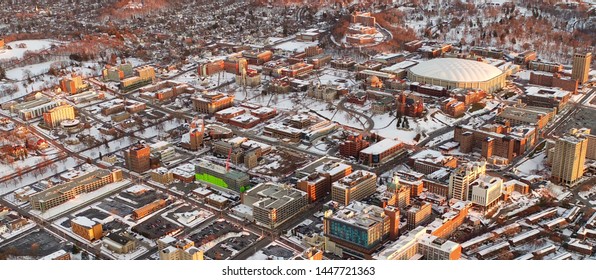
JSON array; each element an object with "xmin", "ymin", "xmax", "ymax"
[{"xmin": 30, "ymin": 169, "xmax": 114, "ymax": 202}]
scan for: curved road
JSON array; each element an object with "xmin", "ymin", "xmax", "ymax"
[{"xmin": 337, "ymin": 97, "xmax": 375, "ymax": 132}]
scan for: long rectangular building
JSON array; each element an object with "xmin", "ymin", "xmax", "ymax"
[
  {"xmin": 243, "ymin": 183, "xmax": 307, "ymax": 229},
  {"xmin": 30, "ymin": 169, "xmax": 123, "ymax": 212},
  {"xmin": 496, "ymin": 106, "xmax": 556, "ymax": 130},
  {"xmin": 359, "ymin": 139, "xmax": 404, "ymax": 166}
]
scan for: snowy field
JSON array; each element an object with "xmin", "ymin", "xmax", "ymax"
[
  {"xmin": 273, "ymin": 40, "xmax": 319, "ymax": 52},
  {"xmin": 371, "ymin": 110, "xmax": 447, "ymax": 144},
  {"xmin": 0, "ymin": 39, "xmax": 61, "ymax": 60},
  {"xmin": 0, "ymin": 146, "xmax": 61, "ymax": 178},
  {"xmin": 515, "ymin": 151, "xmax": 547, "ymax": 177}
]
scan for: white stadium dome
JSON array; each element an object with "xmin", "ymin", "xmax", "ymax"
[
  {"xmin": 407, "ymin": 58, "xmax": 507, "ymax": 93},
  {"xmin": 409, "ymin": 58, "xmax": 502, "ymax": 82}
]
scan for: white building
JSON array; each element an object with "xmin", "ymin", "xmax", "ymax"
[{"xmin": 470, "ymin": 175, "xmax": 503, "ymax": 211}]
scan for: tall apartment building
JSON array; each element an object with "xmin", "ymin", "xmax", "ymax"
[
  {"xmin": 243, "ymin": 183, "xmax": 307, "ymax": 229},
  {"xmin": 191, "ymin": 92, "xmax": 235, "ymax": 114},
  {"xmin": 60, "ymin": 74, "xmax": 87, "ymax": 94},
  {"xmin": 571, "ymin": 52, "xmax": 592, "ymax": 85},
  {"xmin": 42, "ymin": 104, "xmax": 75, "ymax": 128},
  {"xmin": 324, "ymin": 202, "xmax": 399, "ymax": 259},
  {"xmin": 120, "ymin": 66, "xmax": 156, "ymax": 92},
  {"xmin": 583, "ymin": 129, "xmax": 596, "ymax": 160},
  {"xmin": 551, "ymin": 128, "xmax": 589, "ymax": 187},
  {"xmin": 189, "ymin": 128, "xmax": 204, "ymax": 150},
  {"xmin": 30, "ymin": 169, "xmax": 123, "ymax": 212},
  {"xmin": 124, "ymin": 142, "xmax": 151, "ymax": 173},
  {"xmin": 157, "ymin": 236, "xmax": 203, "ymax": 260},
  {"xmin": 103, "ymin": 63, "xmax": 134, "ymax": 82},
  {"xmin": 331, "ymin": 170, "xmax": 377, "ymax": 206},
  {"xmin": 448, "ymin": 161, "xmax": 486, "ymax": 200},
  {"xmin": 71, "ymin": 216, "xmax": 103, "ymax": 241}
]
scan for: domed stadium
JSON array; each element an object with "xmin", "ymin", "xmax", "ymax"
[{"xmin": 407, "ymin": 58, "xmax": 507, "ymax": 93}]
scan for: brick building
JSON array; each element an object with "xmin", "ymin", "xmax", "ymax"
[{"xmin": 396, "ymin": 92, "xmax": 424, "ymax": 117}]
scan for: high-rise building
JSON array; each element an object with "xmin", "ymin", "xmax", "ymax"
[
  {"xmin": 571, "ymin": 52, "xmax": 592, "ymax": 85},
  {"xmin": 551, "ymin": 128, "xmax": 589, "ymax": 187},
  {"xmin": 189, "ymin": 128, "xmax": 204, "ymax": 150},
  {"xmin": 124, "ymin": 142, "xmax": 151, "ymax": 173},
  {"xmin": 60, "ymin": 74, "xmax": 87, "ymax": 94},
  {"xmin": 42, "ymin": 104, "xmax": 75, "ymax": 128},
  {"xmin": 448, "ymin": 161, "xmax": 486, "ymax": 200},
  {"xmin": 331, "ymin": 170, "xmax": 377, "ymax": 206},
  {"xmin": 324, "ymin": 202, "xmax": 398, "ymax": 259}
]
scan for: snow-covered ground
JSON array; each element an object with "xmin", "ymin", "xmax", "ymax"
[
  {"xmin": 515, "ymin": 151, "xmax": 547, "ymax": 176},
  {"xmin": 425, "ymin": 130, "xmax": 454, "ymax": 147},
  {"xmin": 0, "ymin": 39, "xmax": 61, "ymax": 60},
  {"xmin": 0, "ymin": 148, "xmax": 60, "ymax": 178},
  {"xmin": 0, "ymin": 157, "xmax": 81, "ymax": 195},
  {"xmin": 273, "ymin": 40, "xmax": 319, "ymax": 53},
  {"xmin": 372, "ymin": 109, "xmax": 447, "ymax": 144}
]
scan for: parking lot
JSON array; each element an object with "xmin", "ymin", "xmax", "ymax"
[
  {"xmin": 554, "ymin": 107, "xmax": 596, "ymax": 135},
  {"xmin": 0, "ymin": 229, "xmax": 68, "ymax": 258},
  {"xmin": 132, "ymin": 215, "xmax": 182, "ymax": 239},
  {"xmin": 188, "ymin": 220, "xmax": 259, "ymax": 259}
]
